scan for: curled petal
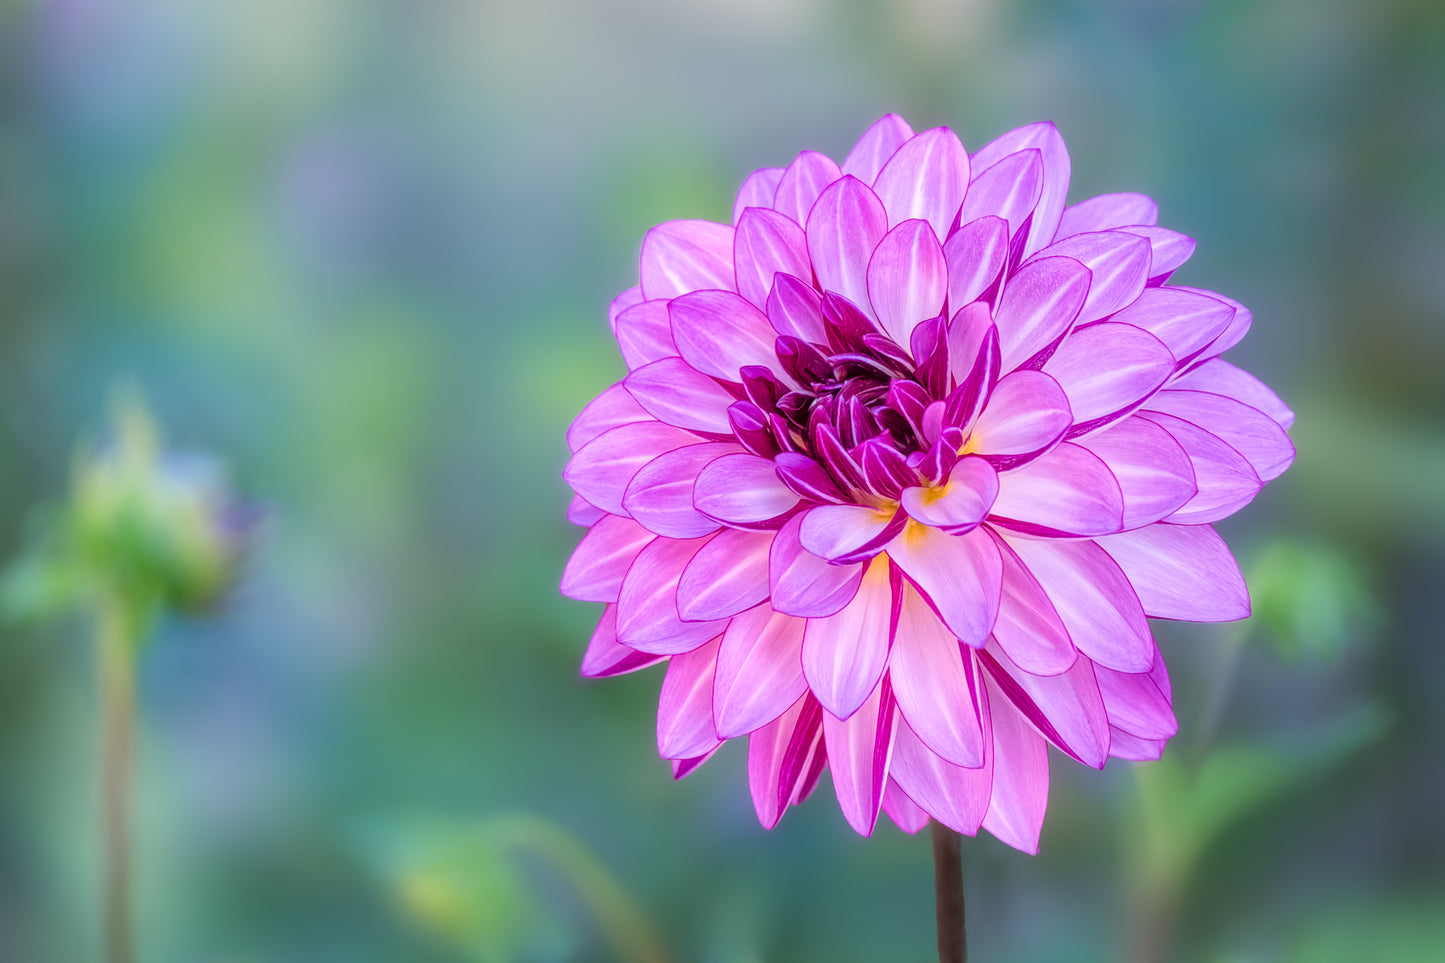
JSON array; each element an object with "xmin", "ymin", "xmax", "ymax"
[
  {"xmin": 899, "ymin": 456, "xmax": 998, "ymax": 533},
  {"xmin": 873, "ymin": 127, "xmax": 970, "ymax": 239},
  {"xmin": 799, "ymin": 503, "xmax": 903, "ymax": 564},
  {"xmin": 978, "ymin": 676, "xmax": 1051, "ymax": 854},
  {"xmin": 983, "ymin": 641, "xmax": 1108, "ymax": 769},
  {"xmin": 748, "ymin": 694, "xmax": 825, "ymax": 829},
  {"xmin": 766, "ymin": 272, "xmax": 829, "ymax": 344},
  {"xmin": 639, "ymin": 219, "xmax": 735, "ymax": 299}
]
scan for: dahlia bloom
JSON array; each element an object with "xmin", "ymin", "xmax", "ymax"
[{"xmin": 561, "ymin": 115, "xmax": 1293, "ymax": 852}]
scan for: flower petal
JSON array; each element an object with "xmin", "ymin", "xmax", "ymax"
[
  {"xmin": 900, "ymin": 456, "xmax": 999, "ymax": 533},
  {"xmin": 943, "ymin": 215, "xmax": 1009, "ymax": 315},
  {"xmin": 886, "ymin": 524, "xmax": 1002, "ymax": 647},
  {"xmin": 979, "ymin": 678, "xmax": 1050, "ymax": 854},
  {"xmin": 842, "ymin": 113, "xmax": 915, "ymax": 183},
  {"xmin": 872, "ymin": 127, "xmax": 970, "ymax": 239},
  {"xmin": 989, "ymin": 443, "xmax": 1124, "ymax": 537},
  {"xmin": 693, "ymin": 452, "xmax": 799, "ymax": 527},
  {"xmin": 625, "ymin": 358, "xmax": 737, "ymax": 434},
  {"xmin": 1094, "ymin": 653, "xmax": 1176, "ymax": 740},
  {"xmin": 566, "ymin": 495, "xmax": 606, "ymax": 527},
  {"xmin": 867, "ymin": 219, "xmax": 947, "ymax": 347},
  {"xmin": 766, "ymin": 272, "xmax": 829, "ymax": 344},
  {"xmin": 988, "ymin": 530, "xmax": 1076, "ymax": 675},
  {"xmin": 1120, "ymin": 225, "xmax": 1195, "ymax": 284},
  {"xmin": 1096, "ymin": 523, "xmax": 1249, "ymax": 621},
  {"xmin": 639, "ymin": 219, "xmax": 735, "ymax": 300},
  {"xmin": 734, "ymin": 206, "xmax": 813, "ymax": 309},
  {"xmin": 670, "ymin": 289, "xmax": 784, "ymax": 383},
  {"xmin": 822, "ymin": 675, "xmax": 897, "ymax": 835},
  {"xmin": 748, "ymin": 694, "xmax": 825, "ymax": 829},
  {"xmin": 891, "ymin": 583, "xmax": 986, "ymax": 767},
  {"xmin": 969, "ymin": 122, "xmax": 1069, "ymax": 260},
  {"xmin": 616, "ymin": 535, "xmax": 729, "ymax": 654},
  {"xmin": 802, "ymin": 557, "xmax": 896, "ymax": 719},
  {"xmin": 982, "ymin": 641, "xmax": 1108, "ymax": 769},
  {"xmin": 882, "ymin": 779, "xmax": 931, "ymax": 834},
  {"xmin": 1034, "ymin": 231, "xmax": 1152, "ymax": 325},
  {"xmin": 993, "ymin": 256, "xmax": 1091, "ymax": 372},
  {"xmin": 615, "ymin": 300, "xmax": 680, "ymax": 370},
  {"xmin": 1144, "ymin": 389, "xmax": 1295, "ymax": 482},
  {"xmin": 1140, "ymin": 412, "xmax": 1263, "ymax": 524},
  {"xmin": 773, "ymin": 150, "xmax": 844, "ymax": 226},
  {"xmin": 890, "ymin": 703, "xmax": 993, "ymax": 835},
  {"xmin": 567, "ymin": 383, "xmax": 650, "ymax": 454},
  {"xmin": 798, "ymin": 503, "xmax": 900, "ymax": 563},
  {"xmin": 960, "ymin": 148, "xmax": 1043, "ymax": 240},
  {"xmin": 769, "ymin": 513, "xmax": 865, "ymax": 617},
  {"xmin": 560, "ymin": 514, "xmax": 655, "ymax": 603},
  {"xmin": 1107, "ymin": 287, "xmax": 1235, "ymax": 364},
  {"xmin": 1109, "ymin": 728, "xmax": 1167, "ymax": 761},
  {"xmin": 967, "ymin": 370, "xmax": 1072, "ymax": 465},
  {"xmin": 733, "ymin": 166, "xmax": 785, "ymax": 223},
  {"xmin": 1044, "ymin": 321, "xmax": 1174, "ymax": 430},
  {"xmin": 999, "ymin": 533, "xmax": 1153, "ymax": 673},
  {"xmin": 1057, "ymin": 192, "xmax": 1158, "ymax": 237},
  {"xmin": 806, "ymin": 175, "xmax": 889, "ymax": 316},
  {"xmin": 657, "ymin": 636, "xmax": 722, "ymax": 759},
  {"xmin": 564, "ymin": 421, "xmax": 702, "ymax": 516},
  {"xmin": 580, "ymin": 605, "xmax": 665, "ymax": 678},
  {"xmin": 608, "ymin": 285, "xmax": 643, "ymax": 334},
  {"xmin": 1074, "ymin": 416, "xmax": 1197, "ymax": 529},
  {"xmin": 714, "ymin": 603, "xmax": 809, "ymax": 738},
  {"xmin": 677, "ymin": 528, "xmax": 774, "ymax": 621},
  {"xmin": 1173, "ymin": 359, "xmax": 1295, "ymax": 430}
]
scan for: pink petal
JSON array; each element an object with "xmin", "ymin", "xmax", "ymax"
[
  {"xmin": 625, "ymin": 358, "xmax": 737, "ymax": 434},
  {"xmin": 608, "ymin": 285, "xmax": 643, "ymax": 334},
  {"xmin": 677, "ymin": 528, "xmax": 774, "ymax": 621},
  {"xmin": 657, "ymin": 636, "xmax": 722, "ymax": 759},
  {"xmin": 1096, "ymin": 523, "xmax": 1249, "ymax": 621},
  {"xmin": 1094, "ymin": 655, "xmax": 1177, "ymax": 740},
  {"xmin": 623, "ymin": 443, "xmax": 741, "ymax": 538},
  {"xmin": 993, "ymin": 256, "xmax": 1091, "ymax": 372},
  {"xmin": 714, "ymin": 603, "xmax": 809, "ymax": 738},
  {"xmin": 564, "ymin": 421, "xmax": 702, "ymax": 516},
  {"xmin": 1140, "ymin": 412, "xmax": 1263, "ymax": 524},
  {"xmin": 639, "ymin": 219, "xmax": 735, "ymax": 300},
  {"xmin": 944, "ymin": 301, "xmax": 998, "ymax": 393},
  {"xmin": 890, "ymin": 706, "xmax": 993, "ymax": 835},
  {"xmin": 983, "ymin": 641, "xmax": 1108, "ymax": 769},
  {"xmin": 671, "ymin": 746, "xmax": 721, "ymax": 780},
  {"xmin": 872, "ymin": 127, "xmax": 970, "ymax": 240},
  {"xmin": 733, "ymin": 167, "xmax": 785, "ymax": 223},
  {"xmin": 766, "ymin": 272, "xmax": 829, "ymax": 344},
  {"xmin": 891, "ymin": 584, "xmax": 986, "ymax": 767},
  {"xmin": 822, "ymin": 675, "xmax": 897, "ymax": 835},
  {"xmin": 669, "ymin": 289, "xmax": 784, "ymax": 383},
  {"xmin": 1144, "ymin": 389, "xmax": 1295, "ymax": 482},
  {"xmin": 900, "ymin": 456, "xmax": 998, "ymax": 533},
  {"xmin": 1173, "ymin": 359, "xmax": 1295, "ymax": 430},
  {"xmin": 734, "ymin": 206, "xmax": 813, "ymax": 309},
  {"xmin": 989, "ymin": 443, "xmax": 1124, "ymax": 537},
  {"xmin": 1043, "ymin": 321, "xmax": 1174, "ymax": 430},
  {"xmin": 867, "ymin": 219, "xmax": 948, "ymax": 347},
  {"xmin": 967, "ymin": 370, "xmax": 1072, "ymax": 463},
  {"xmin": 1108, "ymin": 727, "xmax": 1167, "ymax": 762},
  {"xmin": 566, "ymin": 495, "xmax": 606, "ymax": 527},
  {"xmin": 774, "ymin": 150, "xmax": 844, "ymax": 226},
  {"xmin": 842, "ymin": 113, "xmax": 915, "ymax": 183},
  {"xmin": 1187, "ymin": 288, "xmax": 1251, "ymax": 359},
  {"xmin": 882, "ymin": 779, "xmax": 931, "ymax": 834},
  {"xmin": 969, "ymin": 122, "xmax": 1069, "ymax": 259},
  {"xmin": 567, "ymin": 383, "xmax": 649, "ymax": 454},
  {"xmin": 616, "ymin": 535, "xmax": 729, "ymax": 655},
  {"xmin": 769, "ymin": 513, "xmax": 865, "ymax": 617},
  {"xmin": 988, "ymin": 531, "xmax": 1076, "ymax": 675},
  {"xmin": 748, "ymin": 694, "xmax": 825, "ymax": 829},
  {"xmin": 1074, "ymin": 416, "xmax": 1197, "ymax": 529},
  {"xmin": 1107, "ymin": 287, "xmax": 1235, "ymax": 364},
  {"xmin": 886, "ymin": 524, "xmax": 1002, "ymax": 647},
  {"xmin": 999, "ymin": 534, "xmax": 1153, "ymax": 673},
  {"xmin": 1034, "ymin": 231, "xmax": 1152, "ymax": 325},
  {"xmin": 1057, "ymin": 192, "xmax": 1158, "ymax": 237},
  {"xmin": 693, "ymin": 452, "xmax": 799, "ymax": 527},
  {"xmin": 580, "ymin": 605, "xmax": 665, "ymax": 678},
  {"xmin": 1120, "ymin": 225, "xmax": 1195, "ymax": 283},
  {"xmin": 943, "ymin": 216, "xmax": 1009, "ymax": 316},
  {"xmin": 615, "ymin": 300, "xmax": 681, "ymax": 370},
  {"xmin": 560, "ymin": 514, "xmax": 655, "ymax": 603},
  {"xmin": 798, "ymin": 503, "xmax": 899, "ymax": 563},
  {"xmin": 806, "ymin": 176, "xmax": 889, "ymax": 315},
  {"xmin": 960, "ymin": 148, "xmax": 1043, "ymax": 241},
  {"xmin": 978, "ymin": 679, "xmax": 1050, "ymax": 854},
  {"xmin": 802, "ymin": 557, "xmax": 895, "ymax": 720}
]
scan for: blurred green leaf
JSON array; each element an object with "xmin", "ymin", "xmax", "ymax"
[{"xmin": 1244, "ymin": 539, "xmax": 1378, "ymax": 663}]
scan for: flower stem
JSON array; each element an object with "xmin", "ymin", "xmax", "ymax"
[
  {"xmin": 931, "ymin": 821, "xmax": 966, "ymax": 963},
  {"xmin": 98, "ymin": 598, "xmax": 136, "ymax": 963}
]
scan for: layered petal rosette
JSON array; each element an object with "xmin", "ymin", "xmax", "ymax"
[{"xmin": 562, "ymin": 115, "xmax": 1294, "ymax": 852}]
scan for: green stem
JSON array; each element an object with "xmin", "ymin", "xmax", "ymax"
[
  {"xmin": 98, "ymin": 598, "xmax": 136, "ymax": 963},
  {"xmin": 931, "ymin": 821, "xmax": 966, "ymax": 963}
]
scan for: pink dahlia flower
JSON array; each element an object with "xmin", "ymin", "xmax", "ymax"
[{"xmin": 561, "ymin": 115, "xmax": 1294, "ymax": 852}]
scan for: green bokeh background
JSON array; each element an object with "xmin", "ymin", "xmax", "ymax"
[{"xmin": 2, "ymin": 1, "xmax": 1442, "ymax": 960}]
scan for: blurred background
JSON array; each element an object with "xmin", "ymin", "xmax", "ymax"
[{"xmin": 1, "ymin": 0, "xmax": 1442, "ymax": 960}]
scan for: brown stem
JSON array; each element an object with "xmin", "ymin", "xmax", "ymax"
[
  {"xmin": 99, "ymin": 601, "xmax": 135, "ymax": 963},
  {"xmin": 931, "ymin": 821, "xmax": 966, "ymax": 963}
]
